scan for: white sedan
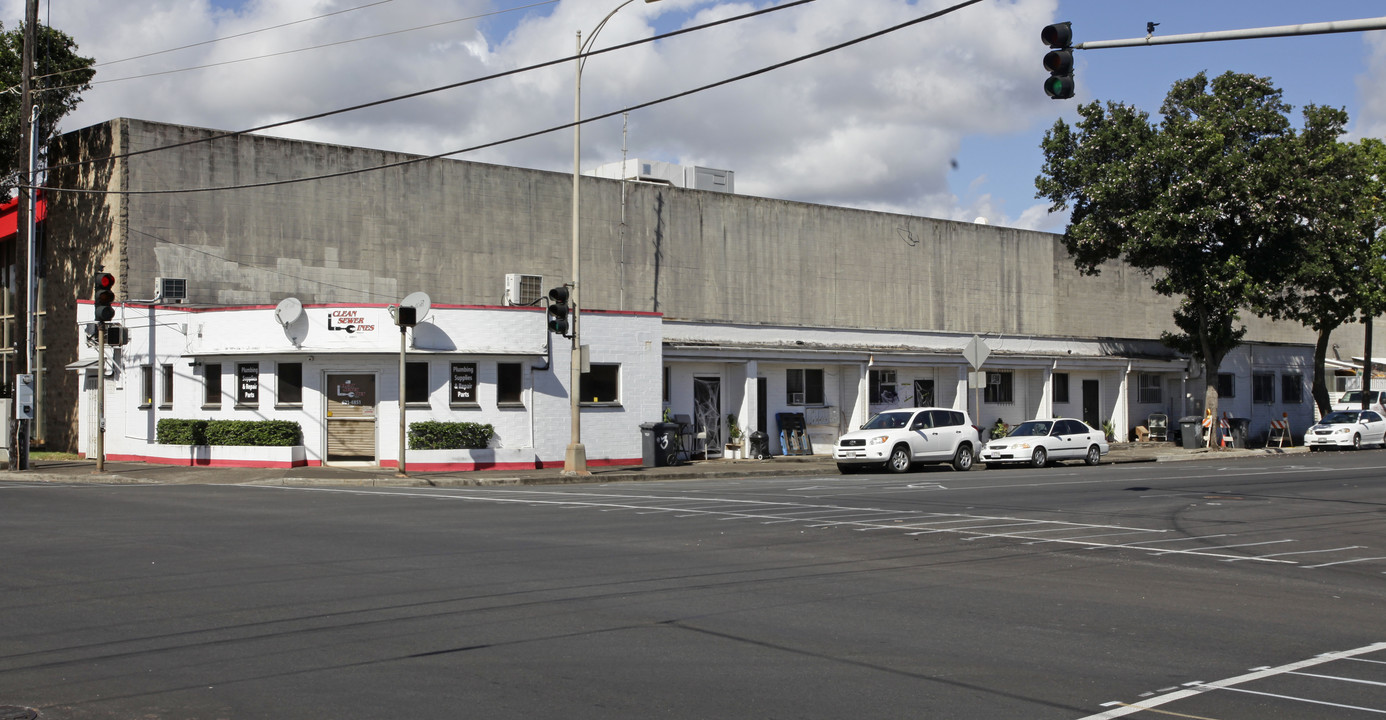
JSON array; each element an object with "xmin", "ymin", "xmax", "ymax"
[
  {"xmin": 1305, "ymin": 410, "xmax": 1386, "ymax": 451},
  {"xmin": 981, "ymin": 418, "xmax": 1108, "ymax": 468}
]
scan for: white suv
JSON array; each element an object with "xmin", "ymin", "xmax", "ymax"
[{"xmin": 834, "ymin": 407, "xmax": 981, "ymax": 474}]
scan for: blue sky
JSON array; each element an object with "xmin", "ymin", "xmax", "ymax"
[{"xmin": 3, "ymin": 0, "xmax": 1384, "ymax": 231}]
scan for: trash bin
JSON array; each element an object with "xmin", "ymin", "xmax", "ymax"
[
  {"xmin": 1229, "ymin": 418, "xmax": 1251, "ymax": 448},
  {"xmin": 747, "ymin": 430, "xmax": 770, "ymax": 460},
  {"xmin": 1178, "ymin": 416, "xmax": 1203, "ymax": 449},
  {"xmin": 640, "ymin": 422, "xmax": 684, "ymax": 467}
]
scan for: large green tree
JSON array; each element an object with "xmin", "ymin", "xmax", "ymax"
[
  {"xmin": 1036, "ymin": 71, "xmax": 1302, "ymax": 430},
  {"xmin": 0, "ymin": 21, "xmax": 95, "ymax": 197},
  {"xmin": 1252, "ymin": 108, "xmax": 1386, "ymax": 416}
]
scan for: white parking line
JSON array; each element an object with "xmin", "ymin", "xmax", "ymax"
[
  {"xmin": 1080, "ymin": 642, "xmax": 1386, "ymax": 719},
  {"xmin": 1304, "ymin": 555, "xmax": 1386, "ymax": 569}
]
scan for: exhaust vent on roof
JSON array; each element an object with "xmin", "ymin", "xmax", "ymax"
[{"xmin": 504, "ymin": 273, "xmax": 543, "ymax": 306}]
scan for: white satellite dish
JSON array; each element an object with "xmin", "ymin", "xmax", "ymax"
[
  {"xmin": 275, "ymin": 297, "xmax": 304, "ymax": 326},
  {"xmin": 400, "ymin": 291, "xmax": 431, "ymax": 323}
]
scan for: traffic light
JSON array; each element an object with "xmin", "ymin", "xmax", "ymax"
[
  {"xmin": 1042, "ymin": 22, "xmax": 1074, "ymax": 100},
  {"xmin": 546, "ymin": 286, "xmax": 571, "ymax": 337},
  {"xmin": 93, "ymin": 272, "xmax": 116, "ymax": 322},
  {"xmin": 105, "ymin": 324, "xmax": 129, "ymax": 346}
]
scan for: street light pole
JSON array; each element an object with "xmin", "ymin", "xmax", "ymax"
[{"xmin": 565, "ymin": 0, "xmax": 661, "ymax": 476}]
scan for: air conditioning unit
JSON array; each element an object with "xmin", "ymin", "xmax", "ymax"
[
  {"xmin": 790, "ymin": 392, "xmax": 805, "ymax": 405},
  {"xmin": 504, "ymin": 273, "xmax": 543, "ymax": 306},
  {"xmin": 156, "ymin": 277, "xmax": 187, "ymax": 303}
]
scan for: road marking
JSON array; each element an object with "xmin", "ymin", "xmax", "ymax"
[
  {"xmin": 1288, "ymin": 670, "xmax": 1386, "ymax": 687},
  {"xmin": 1079, "ymin": 642, "xmax": 1386, "ymax": 719},
  {"xmin": 1304, "ymin": 555, "xmax": 1386, "ymax": 569},
  {"xmin": 238, "ymin": 485, "xmax": 1356, "ymax": 567}
]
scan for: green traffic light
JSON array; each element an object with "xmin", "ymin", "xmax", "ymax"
[{"xmin": 1045, "ymin": 75, "xmax": 1074, "ymax": 100}]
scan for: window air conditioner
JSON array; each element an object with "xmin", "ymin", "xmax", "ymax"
[
  {"xmin": 156, "ymin": 277, "xmax": 188, "ymax": 303},
  {"xmin": 790, "ymin": 392, "xmax": 805, "ymax": 405},
  {"xmin": 504, "ymin": 274, "xmax": 543, "ymax": 306}
]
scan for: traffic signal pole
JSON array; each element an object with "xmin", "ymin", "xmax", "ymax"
[{"xmin": 1072, "ymin": 16, "xmax": 1386, "ymax": 51}]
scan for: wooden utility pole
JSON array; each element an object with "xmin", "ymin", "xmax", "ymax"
[{"xmin": 11, "ymin": 0, "xmax": 37, "ymax": 471}]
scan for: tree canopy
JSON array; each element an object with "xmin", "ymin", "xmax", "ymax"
[
  {"xmin": 1036, "ymin": 71, "xmax": 1309, "ymax": 425},
  {"xmin": 0, "ymin": 21, "xmax": 95, "ymax": 198}
]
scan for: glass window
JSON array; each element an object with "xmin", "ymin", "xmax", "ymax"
[
  {"xmin": 405, "ymin": 361, "xmax": 429, "ymax": 404},
  {"xmin": 140, "ymin": 366, "xmax": 154, "ymax": 407},
  {"xmin": 1281, "ymin": 374, "xmax": 1303, "ymax": 404},
  {"xmin": 278, "ymin": 362, "xmax": 303, "ymax": 405},
  {"xmin": 450, "ymin": 362, "xmax": 478, "ymax": 406},
  {"xmin": 662, "ymin": 366, "xmax": 669, "ymax": 403},
  {"xmin": 497, "ymin": 362, "xmax": 523, "ymax": 404},
  {"xmin": 160, "ymin": 365, "xmax": 173, "ymax": 408},
  {"xmin": 787, "ymin": 369, "xmax": 825, "ymax": 405},
  {"xmin": 1252, "ymin": 372, "xmax": 1274, "ymax": 404},
  {"xmin": 236, "ymin": 363, "xmax": 260, "ymax": 406},
  {"xmin": 204, "ymin": 363, "xmax": 222, "ymax": 406},
  {"xmin": 1217, "ymin": 373, "xmax": 1236, "ymax": 399},
  {"xmin": 580, "ymin": 363, "xmax": 619, "ymax": 403},
  {"xmin": 1138, "ymin": 373, "xmax": 1161, "ymax": 404},
  {"xmin": 869, "ymin": 369, "xmax": 897, "ymax": 404},
  {"xmin": 1053, "ymin": 373, "xmax": 1069, "ymax": 403},
  {"xmin": 983, "ymin": 371, "xmax": 1013, "ymax": 404}
]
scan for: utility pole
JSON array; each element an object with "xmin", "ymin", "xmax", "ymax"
[{"xmin": 11, "ymin": 0, "xmax": 37, "ymax": 471}]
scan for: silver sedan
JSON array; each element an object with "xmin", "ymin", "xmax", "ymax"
[{"xmin": 981, "ymin": 418, "xmax": 1108, "ymax": 468}]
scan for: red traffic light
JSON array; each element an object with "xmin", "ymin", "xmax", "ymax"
[
  {"xmin": 1041, "ymin": 22, "xmax": 1071, "ymax": 48},
  {"xmin": 94, "ymin": 272, "xmax": 117, "ymax": 322}
]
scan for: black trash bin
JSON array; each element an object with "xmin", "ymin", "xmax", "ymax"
[
  {"xmin": 747, "ymin": 430, "xmax": 770, "ymax": 460},
  {"xmin": 1178, "ymin": 416, "xmax": 1203, "ymax": 449},
  {"xmin": 640, "ymin": 422, "xmax": 684, "ymax": 467},
  {"xmin": 1229, "ymin": 418, "xmax": 1251, "ymax": 448}
]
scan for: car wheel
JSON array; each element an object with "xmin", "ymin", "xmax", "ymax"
[
  {"xmin": 952, "ymin": 444, "xmax": 974, "ymax": 472},
  {"xmin": 1084, "ymin": 445, "xmax": 1101, "ymax": 466},
  {"xmin": 837, "ymin": 463, "xmax": 858, "ymax": 475},
  {"xmin": 1353, "ymin": 433, "xmax": 1362, "ymax": 450},
  {"xmin": 1029, "ymin": 447, "xmax": 1048, "ymax": 468},
  {"xmin": 887, "ymin": 445, "xmax": 912, "ymax": 473}
]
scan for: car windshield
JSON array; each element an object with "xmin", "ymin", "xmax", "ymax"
[
  {"xmin": 1322, "ymin": 411, "xmax": 1362, "ymax": 424},
  {"xmin": 862, "ymin": 411, "xmax": 912, "ymax": 430},
  {"xmin": 1339, "ymin": 391, "xmax": 1381, "ymax": 404},
  {"xmin": 1008, "ymin": 421, "xmax": 1053, "ymax": 437}
]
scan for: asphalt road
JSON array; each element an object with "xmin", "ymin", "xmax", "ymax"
[{"xmin": 2, "ymin": 451, "xmax": 1385, "ymax": 719}]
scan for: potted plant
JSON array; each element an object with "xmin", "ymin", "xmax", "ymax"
[{"xmin": 726, "ymin": 413, "xmax": 743, "ymax": 459}]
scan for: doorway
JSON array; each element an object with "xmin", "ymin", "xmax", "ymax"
[
  {"xmin": 326, "ymin": 373, "xmax": 377, "ymax": 462},
  {"xmin": 914, "ymin": 379, "xmax": 935, "ymax": 408},
  {"xmin": 1082, "ymin": 379, "xmax": 1100, "ymax": 428},
  {"xmin": 693, "ymin": 376, "xmax": 722, "ymax": 458}
]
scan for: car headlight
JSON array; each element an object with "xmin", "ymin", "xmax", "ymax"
[
  {"xmin": 868, "ymin": 435, "xmax": 890, "ymax": 445},
  {"xmin": 1336, "ymin": 427, "xmax": 1351, "ymax": 434}
]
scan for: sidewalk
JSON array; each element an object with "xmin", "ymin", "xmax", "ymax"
[{"xmin": 1, "ymin": 442, "xmax": 1306, "ymax": 488}]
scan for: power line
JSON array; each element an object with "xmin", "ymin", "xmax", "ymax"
[
  {"xmin": 86, "ymin": 0, "xmax": 563, "ymax": 87},
  {"xmin": 95, "ymin": 0, "xmax": 395, "ymax": 68},
  {"xmin": 42, "ymin": 0, "xmax": 988, "ymax": 196},
  {"xmin": 41, "ymin": 0, "xmax": 815, "ymax": 176},
  {"xmin": 24, "ymin": 0, "xmax": 395, "ymax": 89}
]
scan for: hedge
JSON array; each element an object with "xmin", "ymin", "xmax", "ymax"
[
  {"xmin": 409, "ymin": 421, "xmax": 494, "ymax": 450},
  {"xmin": 156, "ymin": 419, "xmax": 302, "ymax": 447}
]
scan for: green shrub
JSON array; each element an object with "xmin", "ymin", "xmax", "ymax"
[
  {"xmin": 156, "ymin": 419, "xmax": 207, "ymax": 445},
  {"xmin": 156, "ymin": 419, "xmax": 302, "ymax": 446},
  {"xmin": 409, "ymin": 421, "xmax": 494, "ymax": 450}
]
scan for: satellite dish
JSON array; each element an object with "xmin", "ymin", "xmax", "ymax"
[
  {"xmin": 275, "ymin": 297, "xmax": 304, "ymax": 326},
  {"xmin": 400, "ymin": 292, "xmax": 431, "ymax": 323}
]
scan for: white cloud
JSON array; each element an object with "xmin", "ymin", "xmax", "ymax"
[
  {"xmin": 5, "ymin": 0, "xmax": 1066, "ymax": 225},
  {"xmin": 1355, "ymin": 30, "xmax": 1386, "ymax": 139}
]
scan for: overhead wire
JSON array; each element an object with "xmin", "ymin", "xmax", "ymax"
[
  {"xmin": 40, "ymin": 0, "xmax": 987, "ymax": 196},
  {"xmin": 41, "ymin": 0, "xmax": 816, "ymax": 176},
  {"xmin": 84, "ymin": 0, "xmax": 563, "ymax": 87}
]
